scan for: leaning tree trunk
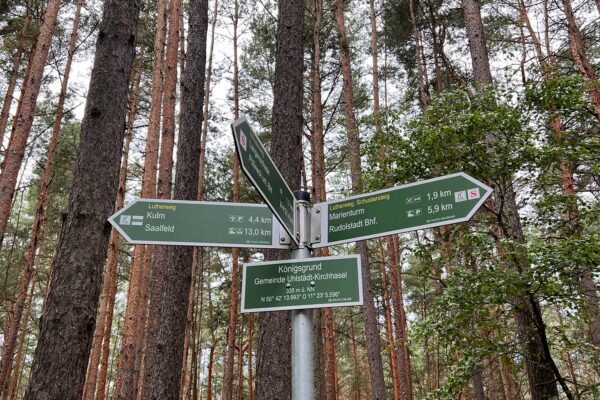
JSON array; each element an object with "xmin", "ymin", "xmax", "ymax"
[
  {"xmin": 461, "ymin": 1, "xmax": 564, "ymax": 399},
  {"xmin": 0, "ymin": 0, "xmax": 85, "ymax": 394},
  {"xmin": 0, "ymin": 0, "xmax": 61, "ymax": 248},
  {"xmin": 22, "ymin": 0, "xmax": 140, "ymax": 398},
  {"xmin": 254, "ymin": 1, "xmax": 305, "ymax": 399},
  {"xmin": 0, "ymin": 0, "xmax": 34, "ymax": 159},
  {"xmin": 333, "ymin": 1, "xmax": 387, "ymax": 398},
  {"xmin": 561, "ymin": 0, "xmax": 600, "ymax": 119},
  {"xmin": 140, "ymin": 1, "xmax": 208, "ymax": 398}
]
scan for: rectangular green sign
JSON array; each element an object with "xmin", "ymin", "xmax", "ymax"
[
  {"xmin": 109, "ymin": 199, "xmax": 289, "ymax": 249},
  {"xmin": 313, "ymin": 173, "xmax": 492, "ymax": 247},
  {"xmin": 241, "ymin": 255, "xmax": 363, "ymax": 312},
  {"xmin": 231, "ymin": 117, "xmax": 297, "ymax": 243}
]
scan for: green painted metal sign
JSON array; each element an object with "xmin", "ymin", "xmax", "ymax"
[
  {"xmin": 241, "ymin": 255, "xmax": 363, "ymax": 312},
  {"xmin": 313, "ymin": 173, "xmax": 492, "ymax": 247},
  {"xmin": 109, "ymin": 199, "xmax": 290, "ymax": 248},
  {"xmin": 231, "ymin": 117, "xmax": 297, "ymax": 243}
]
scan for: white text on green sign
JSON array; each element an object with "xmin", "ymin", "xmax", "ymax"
[
  {"xmin": 241, "ymin": 255, "xmax": 363, "ymax": 312},
  {"xmin": 109, "ymin": 199, "xmax": 290, "ymax": 248},
  {"xmin": 313, "ymin": 173, "xmax": 492, "ymax": 247},
  {"xmin": 231, "ymin": 117, "xmax": 297, "ymax": 243}
]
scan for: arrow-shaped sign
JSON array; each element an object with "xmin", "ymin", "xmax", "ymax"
[
  {"xmin": 109, "ymin": 199, "xmax": 290, "ymax": 249},
  {"xmin": 312, "ymin": 173, "xmax": 492, "ymax": 247},
  {"xmin": 231, "ymin": 117, "xmax": 298, "ymax": 244}
]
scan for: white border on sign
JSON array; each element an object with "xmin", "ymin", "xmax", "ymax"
[
  {"xmin": 108, "ymin": 199, "xmax": 291, "ymax": 249},
  {"xmin": 231, "ymin": 116, "xmax": 299, "ymax": 245},
  {"xmin": 313, "ymin": 172, "xmax": 492, "ymax": 248},
  {"xmin": 240, "ymin": 254, "xmax": 363, "ymax": 313}
]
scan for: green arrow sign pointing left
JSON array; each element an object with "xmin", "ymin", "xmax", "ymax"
[{"xmin": 109, "ymin": 199, "xmax": 290, "ymax": 249}]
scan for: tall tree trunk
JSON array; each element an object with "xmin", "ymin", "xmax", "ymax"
[
  {"xmin": 561, "ymin": 0, "xmax": 600, "ymax": 119},
  {"xmin": 333, "ymin": 1, "xmax": 387, "ymax": 398},
  {"xmin": 0, "ymin": 0, "xmax": 34, "ymax": 158},
  {"xmin": 0, "ymin": 0, "xmax": 61, "ymax": 248},
  {"xmin": 408, "ymin": 0, "xmax": 429, "ymax": 109},
  {"xmin": 379, "ymin": 242, "xmax": 400, "ymax": 400},
  {"xmin": 222, "ymin": 2, "xmax": 241, "ymax": 397},
  {"xmin": 83, "ymin": 45, "xmax": 144, "ymax": 400},
  {"xmin": 0, "ymin": 0, "xmax": 85, "ymax": 392},
  {"xmin": 247, "ymin": 314, "xmax": 254, "ymax": 400},
  {"xmin": 3, "ymin": 270, "xmax": 35, "ymax": 400},
  {"xmin": 461, "ymin": 2, "xmax": 566, "ymax": 399},
  {"xmin": 112, "ymin": 1, "xmax": 166, "ymax": 396},
  {"xmin": 309, "ymin": 1, "xmax": 328, "ymax": 396},
  {"xmin": 254, "ymin": 1, "xmax": 304, "ymax": 399},
  {"xmin": 198, "ymin": 0, "xmax": 219, "ymax": 201},
  {"xmin": 22, "ymin": 1, "xmax": 140, "ymax": 398},
  {"xmin": 520, "ymin": 0, "xmax": 600, "ymax": 353},
  {"xmin": 140, "ymin": 1, "xmax": 208, "ymax": 398}
]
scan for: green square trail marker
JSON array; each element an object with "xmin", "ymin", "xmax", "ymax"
[
  {"xmin": 109, "ymin": 199, "xmax": 290, "ymax": 249},
  {"xmin": 231, "ymin": 117, "xmax": 298, "ymax": 244},
  {"xmin": 241, "ymin": 254, "xmax": 363, "ymax": 312},
  {"xmin": 312, "ymin": 172, "xmax": 492, "ymax": 247}
]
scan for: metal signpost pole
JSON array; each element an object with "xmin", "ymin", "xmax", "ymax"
[{"xmin": 291, "ymin": 191, "xmax": 314, "ymax": 400}]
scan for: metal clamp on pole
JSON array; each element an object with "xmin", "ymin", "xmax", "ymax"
[{"xmin": 291, "ymin": 190, "xmax": 314, "ymax": 400}]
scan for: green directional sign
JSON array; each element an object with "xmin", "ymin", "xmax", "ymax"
[
  {"xmin": 109, "ymin": 199, "xmax": 290, "ymax": 249},
  {"xmin": 241, "ymin": 255, "xmax": 363, "ymax": 312},
  {"xmin": 313, "ymin": 173, "xmax": 492, "ymax": 247},
  {"xmin": 231, "ymin": 117, "xmax": 297, "ymax": 244}
]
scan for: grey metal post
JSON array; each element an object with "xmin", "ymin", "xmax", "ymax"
[{"xmin": 291, "ymin": 191, "xmax": 314, "ymax": 400}]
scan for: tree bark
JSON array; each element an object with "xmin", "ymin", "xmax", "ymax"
[
  {"xmin": 0, "ymin": 0, "xmax": 34, "ymax": 161},
  {"xmin": 22, "ymin": 0, "xmax": 140, "ymax": 398},
  {"xmin": 112, "ymin": 2, "xmax": 166, "ymax": 398},
  {"xmin": 254, "ymin": 1, "xmax": 304, "ymax": 399},
  {"xmin": 561, "ymin": 0, "xmax": 600, "ymax": 119},
  {"xmin": 140, "ymin": 0, "xmax": 208, "ymax": 398},
  {"xmin": 83, "ymin": 44, "xmax": 144, "ymax": 400},
  {"xmin": 0, "ymin": 0, "xmax": 85, "ymax": 393},
  {"xmin": 462, "ymin": 1, "xmax": 563, "ymax": 398},
  {"xmin": 334, "ymin": 1, "xmax": 387, "ymax": 398},
  {"xmin": 0, "ymin": 0, "xmax": 61, "ymax": 248},
  {"xmin": 222, "ymin": 2, "xmax": 241, "ymax": 397}
]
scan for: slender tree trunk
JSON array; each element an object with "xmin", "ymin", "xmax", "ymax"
[
  {"xmin": 3, "ymin": 271, "xmax": 35, "ymax": 400},
  {"xmin": 22, "ymin": 1, "xmax": 140, "ymax": 398},
  {"xmin": 561, "ymin": 0, "xmax": 600, "ymax": 119},
  {"xmin": 408, "ymin": 0, "xmax": 429, "ymax": 110},
  {"xmin": 334, "ymin": 2, "xmax": 387, "ymax": 399},
  {"xmin": 141, "ymin": 1, "xmax": 208, "ymax": 398},
  {"xmin": 198, "ymin": 0, "xmax": 219, "ymax": 201},
  {"xmin": 0, "ymin": 0, "xmax": 85, "ymax": 392},
  {"xmin": 0, "ymin": 0, "xmax": 34, "ymax": 158},
  {"xmin": 520, "ymin": 0, "xmax": 600, "ymax": 352},
  {"xmin": 248, "ymin": 314, "xmax": 254, "ymax": 400},
  {"xmin": 379, "ymin": 242, "xmax": 400, "ymax": 400},
  {"xmin": 112, "ymin": 1, "xmax": 166, "ymax": 398},
  {"xmin": 222, "ymin": 2, "xmax": 241, "ymax": 397},
  {"xmin": 0, "ymin": 0, "xmax": 62, "ymax": 248}
]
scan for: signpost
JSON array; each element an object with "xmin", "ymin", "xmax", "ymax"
[
  {"xmin": 108, "ymin": 116, "xmax": 494, "ymax": 400},
  {"xmin": 312, "ymin": 173, "xmax": 492, "ymax": 247},
  {"xmin": 241, "ymin": 255, "xmax": 362, "ymax": 312},
  {"xmin": 232, "ymin": 117, "xmax": 297, "ymax": 243},
  {"xmin": 109, "ymin": 199, "xmax": 290, "ymax": 249}
]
